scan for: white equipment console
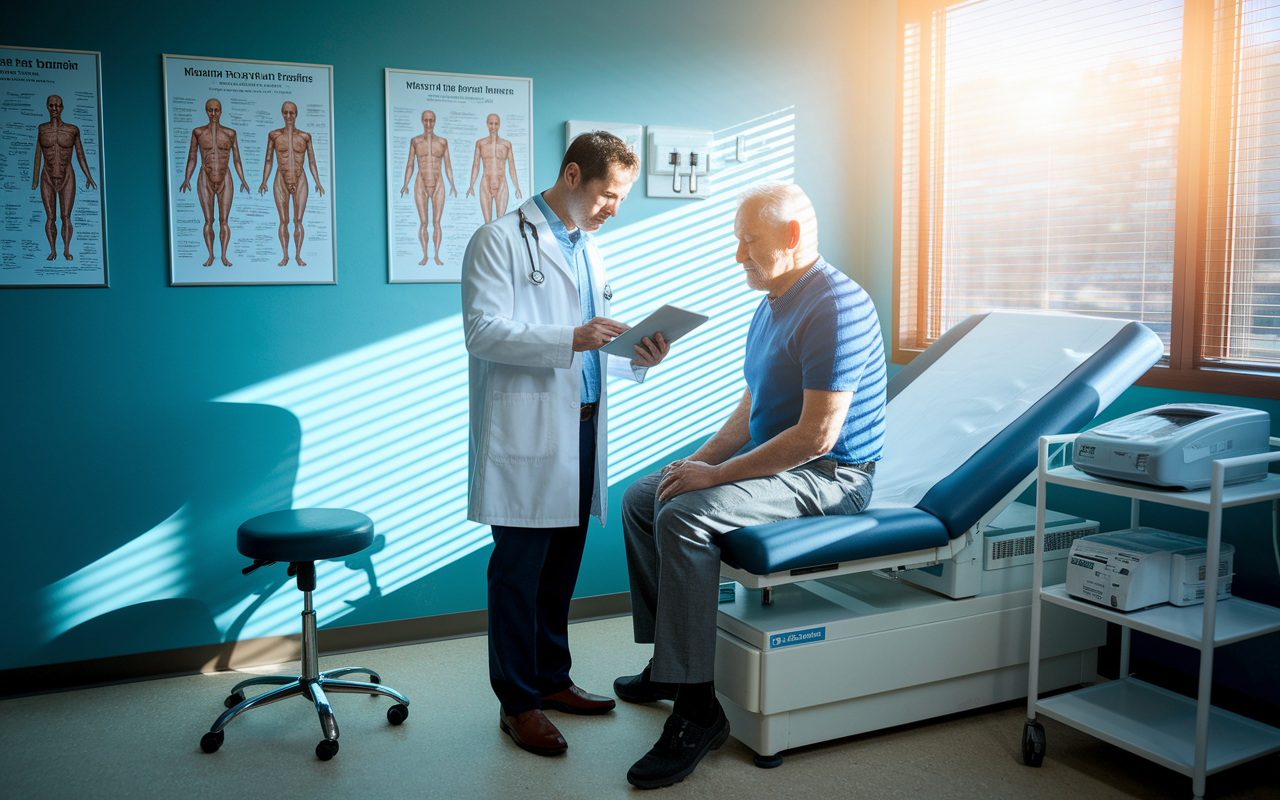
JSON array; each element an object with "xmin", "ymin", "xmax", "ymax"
[
  {"xmin": 1065, "ymin": 528, "xmax": 1234, "ymax": 612},
  {"xmin": 716, "ymin": 504, "xmax": 1105, "ymax": 762},
  {"xmin": 902, "ymin": 502, "xmax": 1098, "ymax": 597},
  {"xmin": 1073, "ymin": 404, "xmax": 1270, "ymax": 490}
]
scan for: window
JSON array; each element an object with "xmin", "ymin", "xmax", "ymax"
[
  {"xmin": 1202, "ymin": 0, "xmax": 1280, "ymax": 370},
  {"xmin": 896, "ymin": 0, "xmax": 1280, "ymax": 398}
]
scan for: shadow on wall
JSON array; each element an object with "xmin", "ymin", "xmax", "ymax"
[
  {"xmin": 5, "ymin": 401, "xmax": 300, "ymax": 669},
  {"xmin": 7, "ymin": 108, "xmax": 799, "ymax": 671}
]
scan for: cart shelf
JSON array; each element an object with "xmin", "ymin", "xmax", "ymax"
[
  {"xmin": 1036, "ymin": 678, "xmax": 1280, "ymax": 776},
  {"xmin": 1040, "ymin": 584, "xmax": 1280, "ymax": 648}
]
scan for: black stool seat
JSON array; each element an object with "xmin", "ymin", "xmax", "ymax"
[{"xmin": 237, "ymin": 509, "xmax": 374, "ymax": 562}]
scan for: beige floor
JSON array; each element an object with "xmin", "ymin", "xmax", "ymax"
[{"xmin": 0, "ymin": 616, "xmax": 1275, "ymax": 799}]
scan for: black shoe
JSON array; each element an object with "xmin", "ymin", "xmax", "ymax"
[
  {"xmin": 614, "ymin": 659, "xmax": 678, "ymax": 704},
  {"xmin": 626, "ymin": 704, "xmax": 730, "ymax": 789}
]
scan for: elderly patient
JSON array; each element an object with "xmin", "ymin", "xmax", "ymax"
[{"xmin": 615, "ymin": 181, "xmax": 887, "ymax": 789}]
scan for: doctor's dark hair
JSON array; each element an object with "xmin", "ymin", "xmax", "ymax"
[{"xmin": 560, "ymin": 131, "xmax": 640, "ymax": 185}]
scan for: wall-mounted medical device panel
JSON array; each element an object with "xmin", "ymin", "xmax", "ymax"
[{"xmin": 647, "ymin": 125, "xmax": 713, "ymax": 199}]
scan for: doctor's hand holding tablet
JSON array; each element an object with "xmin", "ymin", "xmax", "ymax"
[
  {"xmin": 572, "ymin": 316, "xmax": 630, "ymax": 352},
  {"xmin": 577, "ymin": 304, "xmax": 709, "ymax": 366},
  {"xmin": 573, "ymin": 316, "xmax": 671, "ymax": 367}
]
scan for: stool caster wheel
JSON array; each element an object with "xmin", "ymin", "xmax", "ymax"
[
  {"xmin": 224, "ymin": 692, "xmax": 245, "ymax": 709},
  {"xmin": 1022, "ymin": 720, "xmax": 1046, "ymax": 767},
  {"xmin": 754, "ymin": 753, "xmax": 783, "ymax": 769},
  {"xmin": 316, "ymin": 739, "xmax": 339, "ymax": 761},
  {"xmin": 387, "ymin": 704, "xmax": 409, "ymax": 725},
  {"xmin": 200, "ymin": 730, "xmax": 224, "ymax": 753},
  {"xmin": 369, "ymin": 675, "xmax": 381, "ymax": 696}
]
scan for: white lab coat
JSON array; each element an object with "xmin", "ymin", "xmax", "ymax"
[{"xmin": 461, "ymin": 199, "xmax": 643, "ymax": 528}]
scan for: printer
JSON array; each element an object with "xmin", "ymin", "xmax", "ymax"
[
  {"xmin": 1065, "ymin": 528, "xmax": 1234, "ymax": 611},
  {"xmin": 1073, "ymin": 404, "xmax": 1270, "ymax": 490}
]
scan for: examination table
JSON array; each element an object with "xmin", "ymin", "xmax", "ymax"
[{"xmin": 713, "ymin": 310, "xmax": 1165, "ymax": 766}]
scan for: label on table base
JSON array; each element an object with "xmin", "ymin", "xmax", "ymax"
[{"xmin": 769, "ymin": 627, "xmax": 826, "ymax": 648}]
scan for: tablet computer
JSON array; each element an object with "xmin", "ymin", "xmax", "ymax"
[{"xmin": 600, "ymin": 304, "xmax": 710, "ymax": 357}]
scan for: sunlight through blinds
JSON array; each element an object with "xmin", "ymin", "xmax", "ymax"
[
  {"xmin": 900, "ymin": 21, "xmax": 922, "ymax": 348},
  {"xmin": 926, "ymin": 0, "xmax": 1184, "ymax": 349},
  {"xmin": 1202, "ymin": 0, "xmax": 1280, "ymax": 368}
]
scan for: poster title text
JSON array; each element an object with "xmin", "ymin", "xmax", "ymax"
[
  {"xmin": 405, "ymin": 80, "xmax": 514, "ymax": 96},
  {"xmin": 0, "ymin": 57, "xmax": 78, "ymax": 69},
  {"xmin": 184, "ymin": 66, "xmax": 313, "ymax": 82}
]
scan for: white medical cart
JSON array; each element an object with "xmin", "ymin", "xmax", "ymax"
[{"xmin": 1023, "ymin": 433, "xmax": 1280, "ymax": 799}]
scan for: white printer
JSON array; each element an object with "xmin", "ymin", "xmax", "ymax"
[
  {"xmin": 1065, "ymin": 528, "xmax": 1234, "ymax": 611},
  {"xmin": 1073, "ymin": 404, "xmax": 1270, "ymax": 490}
]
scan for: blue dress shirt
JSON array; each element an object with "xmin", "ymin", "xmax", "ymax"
[{"xmin": 532, "ymin": 193, "xmax": 599, "ymax": 404}]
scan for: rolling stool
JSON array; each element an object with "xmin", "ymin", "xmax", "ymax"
[{"xmin": 200, "ymin": 509, "xmax": 410, "ymax": 760}]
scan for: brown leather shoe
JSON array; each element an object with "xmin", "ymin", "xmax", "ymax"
[
  {"xmin": 499, "ymin": 709, "xmax": 567, "ymax": 756},
  {"xmin": 541, "ymin": 684, "xmax": 617, "ymax": 715}
]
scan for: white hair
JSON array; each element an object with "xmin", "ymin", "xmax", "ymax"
[{"xmin": 737, "ymin": 181, "xmax": 817, "ymax": 240}]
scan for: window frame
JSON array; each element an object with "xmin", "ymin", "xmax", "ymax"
[{"xmin": 893, "ymin": 0, "xmax": 1280, "ymax": 400}]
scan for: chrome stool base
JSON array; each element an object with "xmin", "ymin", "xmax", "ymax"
[{"xmin": 200, "ymin": 584, "xmax": 410, "ymax": 760}]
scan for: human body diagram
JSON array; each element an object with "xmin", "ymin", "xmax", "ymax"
[
  {"xmin": 32, "ymin": 95, "xmax": 96, "ymax": 262},
  {"xmin": 467, "ymin": 114, "xmax": 521, "ymax": 224},
  {"xmin": 179, "ymin": 98, "xmax": 250, "ymax": 267},
  {"xmin": 400, "ymin": 110, "xmax": 456, "ymax": 266},
  {"xmin": 259, "ymin": 101, "xmax": 324, "ymax": 266}
]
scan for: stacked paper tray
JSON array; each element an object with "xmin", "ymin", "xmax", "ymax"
[{"xmin": 719, "ymin": 579, "xmax": 736, "ymax": 604}]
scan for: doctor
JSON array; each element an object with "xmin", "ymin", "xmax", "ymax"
[{"xmin": 461, "ymin": 131, "xmax": 670, "ymax": 757}]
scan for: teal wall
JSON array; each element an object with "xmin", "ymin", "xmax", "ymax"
[
  {"xmin": 0, "ymin": 0, "xmax": 880, "ymax": 670},
  {"xmin": 5, "ymin": 0, "xmax": 1276, "ymax": 712}
]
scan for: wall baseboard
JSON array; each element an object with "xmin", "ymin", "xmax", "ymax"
[{"xmin": 1, "ymin": 592, "xmax": 631, "ymax": 699}]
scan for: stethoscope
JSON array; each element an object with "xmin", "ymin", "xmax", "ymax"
[
  {"xmin": 517, "ymin": 208, "xmax": 545, "ymax": 285},
  {"xmin": 516, "ymin": 206, "xmax": 613, "ymax": 300}
]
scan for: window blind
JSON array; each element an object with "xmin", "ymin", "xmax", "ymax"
[
  {"xmin": 922, "ymin": 0, "xmax": 1185, "ymax": 348},
  {"xmin": 1201, "ymin": 0, "xmax": 1280, "ymax": 368},
  {"xmin": 900, "ymin": 22, "xmax": 922, "ymax": 348}
]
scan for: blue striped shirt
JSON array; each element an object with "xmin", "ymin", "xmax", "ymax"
[{"xmin": 741, "ymin": 258, "xmax": 886, "ymax": 464}]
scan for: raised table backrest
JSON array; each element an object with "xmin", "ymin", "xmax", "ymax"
[{"xmin": 870, "ymin": 311, "xmax": 1163, "ymax": 539}]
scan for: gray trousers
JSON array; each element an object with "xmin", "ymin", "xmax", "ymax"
[{"xmin": 621, "ymin": 458, "xmax": 873, "ymax": 684}]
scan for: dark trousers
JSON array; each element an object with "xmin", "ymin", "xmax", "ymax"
[{"xmin": 487, "ymin": 418, "xmax": 596, "ymax": 715}]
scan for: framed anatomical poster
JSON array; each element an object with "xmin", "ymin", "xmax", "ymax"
[
  {"xmin": 0, "ymin": 46, "xmax": 107, "ymax": 288},
  {"xmin": 163, "ymin": 54, "xmax": 336, "ymax": 286},
  {"xmin": 385, "ymin": 68, "xmax": 532, "ymax": 283}
]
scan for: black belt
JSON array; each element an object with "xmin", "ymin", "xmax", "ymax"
[
  {"xmin": 580, "ymin": 402, "xmax": 598, "ymax": 422},
  {"xmin": 835, "ymin": 460, "xmax": 876, "ymax": 476}
]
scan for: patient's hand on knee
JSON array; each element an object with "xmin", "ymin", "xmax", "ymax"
[{"xmin": 657, "ymin": 459, "xmax": 720, "ymax": 502}]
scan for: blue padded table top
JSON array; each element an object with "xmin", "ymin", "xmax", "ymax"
[
  {"xmin": 237, "ymin": 509, "xmax": 374, "ymax": 562},
  {"xmin": 719, "ymin": 508, "xmax": 950, "ymax": 575}
]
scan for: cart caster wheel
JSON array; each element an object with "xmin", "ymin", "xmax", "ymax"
[
  {"xmin": 224, "ymin": 692, "xmax": 245, "ymax": 709},
  {"xmin": 1022, "ymin": 720, "xmax": 1046, "ymax": 767},
  {"xmin": 316, "ymin": 739, "xmax": 339, "ymax": 761},
  {"xmin": 754, "ymin": 753, "xmax": 783, "ymax": 769},
  {"xmin": 200, "ymin": 730, "xmax": 224, "ymax": 753},
  {"xmin": 387, "ymin": 703, "xmax": 409, "ymax": 725}
]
